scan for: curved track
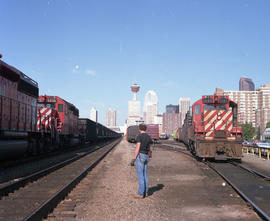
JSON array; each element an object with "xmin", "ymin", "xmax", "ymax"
[
  {"xmin": 0, "ymin": 138, "xmax": 121, "ymax": 221},
  {"xmin": 208, "ymin": 162, "xmax": 270, "ymax": 221},
  {"xmin": 159, "ymin": 141, "xmax": 270, "ymax": 221}
]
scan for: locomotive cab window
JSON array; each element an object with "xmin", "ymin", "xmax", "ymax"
[
  {"xmin": 45, "ymin": 103, "xmax": 55, "ymax": 109},
  {"xmin": 58, "ymin": 103, "xmax": 63, "ymax": 112},
  {"xmin": 194, "ymin": 104, "xmax": 201, "ymax": 115},
  {"xmin": 204, "ymin": 104, "xmax": 215, "ymax": 111},
  {"xmin": 37, "ymin": 103, "xmax": 45, "ymax": 108}
]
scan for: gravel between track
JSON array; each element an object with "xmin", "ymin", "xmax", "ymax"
[{"xmin": 45, "ymin": 139, "xmax": 260, "ymax": 221}]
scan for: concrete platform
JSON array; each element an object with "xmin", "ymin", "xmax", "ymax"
[{"xmin": 45, "ymin": 139, "xmax": 260, "ymax": 221}]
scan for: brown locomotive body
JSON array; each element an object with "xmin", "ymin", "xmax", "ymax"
[
  {"xmin": 179, "ymin": 95, "xmax": 243, "ymax": 160},
  {"xmin": 0, "ymin": 60, "xmax": 39, "ymax": 159}
]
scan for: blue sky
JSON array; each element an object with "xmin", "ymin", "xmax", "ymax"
[{"xmin": 1, "ymin": 0, "xmax": 269, "ymax": 125}]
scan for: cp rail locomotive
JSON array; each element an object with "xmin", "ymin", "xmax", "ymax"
[
  {"xmin": 0, "ymin": 59, "xmax": 120, "ymax": 160},
  {"xmin": 177, "ymin": 95, "xmax": 243, "ymax": 160}
]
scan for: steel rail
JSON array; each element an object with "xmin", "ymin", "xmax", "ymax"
[
  {"xmin": 0, "ymin": 139, "xmax": 117, "ymax": 198},
  {"xmin": 230, "ymin": 162, "xmax": 270, "ymax": 181},
  {"xmin": 23, "ymin": 138, "xmax": 121, "ymax": 221},
  {"xmin": 158, "ymin": 143, "xmax": 270, "ymax": 221},
  {"xmin": 208, "ymin": 162, "xmax": 270, "ymax": 221}
]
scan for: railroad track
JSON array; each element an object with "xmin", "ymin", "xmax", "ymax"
[
  {"xmin": 158, "ymin": 142, "xmax": 270, "ymax": 220},
  {"xmin": 0, "ymin": 142, "xmax": 90, "ymax": 170},
  {"xmin": 208, "ymin": 162, "xmax": 270, "ymax": 221},
  {"xmin": 0, "ymin": 138, "xmax": 121, "ymax": 221},
  {"xmin": 156, "ymin": 142, "xmax": 193, "ymax": 159},
  {"xmin": 0, "ymin": 140, "xmax": 113, "ymax": 197}
]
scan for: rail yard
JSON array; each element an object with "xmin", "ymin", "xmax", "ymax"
[
  {"xmin": 1, "ymin": 59, "xmax": 270, "ymax": 221},
  {"xmin": 44, "ymin": 139, "xmax": 266, "ymax": 221}
]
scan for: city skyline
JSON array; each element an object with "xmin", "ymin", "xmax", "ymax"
[{"xmin": 1, "ymin": 1, "xmax": 269, "ymax": 125}]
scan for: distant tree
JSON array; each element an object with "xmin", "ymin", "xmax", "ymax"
[
  {"xmin": 241, "ymin": 122, "xmax": 256, "ymax": 141},
  {"xmin": 266, "ymin": 121, "xmax": 270, "ymax": 129}
]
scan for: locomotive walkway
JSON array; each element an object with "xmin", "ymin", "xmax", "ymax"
[{"xmin": 45, "ymin": 140, "xmax": 260, "ymax": 221}]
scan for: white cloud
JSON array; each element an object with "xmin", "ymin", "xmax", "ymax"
[
  {"xmin": 72, "ymin": 65, "xmax": 79, "ymax": 73},
  {"xmin": 85, "ymin": 69, "xmax": 96, "ymax": 76}
]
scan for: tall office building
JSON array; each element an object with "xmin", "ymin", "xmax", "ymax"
[
  {"xmin": 144, "ymin": 90, "xmax": 158, "ymax": 124},
  {"xmin": 90, "ymin": 107, "xmax": 98, "ymax": 122},
  {"xmin": 179, "ymin": 98, "xmax": 190, "ymax": 125},
  {"xmin": 223, "ymin": 90, "xmax": 258, "ymax": 126},
  {"xmin": 162, "ymin": 112, "xmax": 181, "ymax": 136},
  {"xmin": 127, "ymin": 84, "xmax": 142, "ymax": 126},
  {"xmin": 106, "ymin": 108, "xmax": 116, "ymax": 127},
  {"xmin": 256, "ymin": 85, "xmax": 270, "ymax": 137},
  {"xmin": 166, "ymin": 104, "xmax": 179, "ymax": 114},
  {"xmin": 239, "ymin": 77, "xmax": 255, "ymax": 91},
  {"xmin": 216, "ymin": 86, "xmax": 270, "ymax": 139},
  {"xmin": 154, "ymin": 114, "xmax": 163, "ymax": 136}
]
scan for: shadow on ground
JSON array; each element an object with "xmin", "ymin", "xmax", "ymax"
[{"xmin": 148, "ymin": 184, "xmax": 164, "ymax": 196}]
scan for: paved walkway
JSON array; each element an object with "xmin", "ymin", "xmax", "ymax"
[{"xmin": 46, "ymin": 139, "xmax": 260, "ymax": 221}]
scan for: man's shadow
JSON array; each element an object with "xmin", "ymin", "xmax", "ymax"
[{"xmin": 148, "ymin": 184, "xmax": 164, "ymax": 196}]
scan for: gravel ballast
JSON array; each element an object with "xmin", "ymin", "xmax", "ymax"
[{"xmin": 46, "ymin": 139, "xmax": 260, "ymax": 221}]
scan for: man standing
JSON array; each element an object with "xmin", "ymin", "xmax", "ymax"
[{"xmin": 130, "ymin": 124, "xmax": 152, "ymax": 198}]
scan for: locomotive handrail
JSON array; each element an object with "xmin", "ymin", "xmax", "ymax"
[{"xmin": 20, "ymin": 71, "xmax": 38, "ymax": 86}]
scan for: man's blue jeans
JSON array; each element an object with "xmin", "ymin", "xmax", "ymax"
[{"xmin": 136, "ymin": 153, "xmax": 149, "ymax": 195}]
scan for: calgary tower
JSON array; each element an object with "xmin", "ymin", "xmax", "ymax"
[
  {"xmin": 128, "ymin": 83, "xmax": 141, "ymax": 126},
  {"xmin": 131, "ymin": 83, "xmax": 140, "ymax": 101}
]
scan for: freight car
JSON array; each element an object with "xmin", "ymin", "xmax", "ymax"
[
  {"xmin": 179, "ymin": 95, "xmax": 243, "ymax": 160},
  {"xmin": 0, "ymin": 59, "xmax": 120, "ymax": 160},
  {"xmin": 146, "ymin": 124, "xmax": 159, "ymax": 142},
  {"xmin": 175, "ymin": 128, "xmax": 182, "ymax": 141},
  {"xmin": 78, "ymin": 118, "xmax": 121, "ymax": 144},
  {"xmin": 126, "ymin": 125, "xmax": 139, "ymax": 143}
]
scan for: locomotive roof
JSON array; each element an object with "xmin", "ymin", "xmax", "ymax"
[
  {"xmin": 38, "ymin": 95, "xmax": 79, "ymax": 115},
  {"xmin": 197, "ymin": 94, "xmax": 237, "ymax": 105},
  {"xmin": 0, "ymin": 60, "xmax": 38, "ymax": 88}
]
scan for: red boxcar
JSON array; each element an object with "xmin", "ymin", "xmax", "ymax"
[{"xmin": 146, "ymin": 124, "xmax": 159, "ymax": 142}]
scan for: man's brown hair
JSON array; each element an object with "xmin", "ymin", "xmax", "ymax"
[{"xmin": 139, "ymin": 123, "xmax": 147, "ymax": 131}]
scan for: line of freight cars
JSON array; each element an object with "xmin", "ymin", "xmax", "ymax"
[
  {"xmin": 126, "ymin": 124, "xmax": 159, "ymax": 143},
  {"xmin": 0, "ymin": 59, "xmax": 121, "ymax": 160},
  {"xmin": 175, "ymin": 94, "xmax": 243, "ymax": 160}
]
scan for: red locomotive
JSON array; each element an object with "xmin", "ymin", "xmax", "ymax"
[
  {"xmin": 179, "ymin": 95, "xmax": 243, "ymax": 160},
  {"xmin": 37, "ymin": 95, "xmax": 80, "ymax": 147},
  {"xmin": 0, "ymin": 59, "xmax": 120, "ymax": 160}
]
